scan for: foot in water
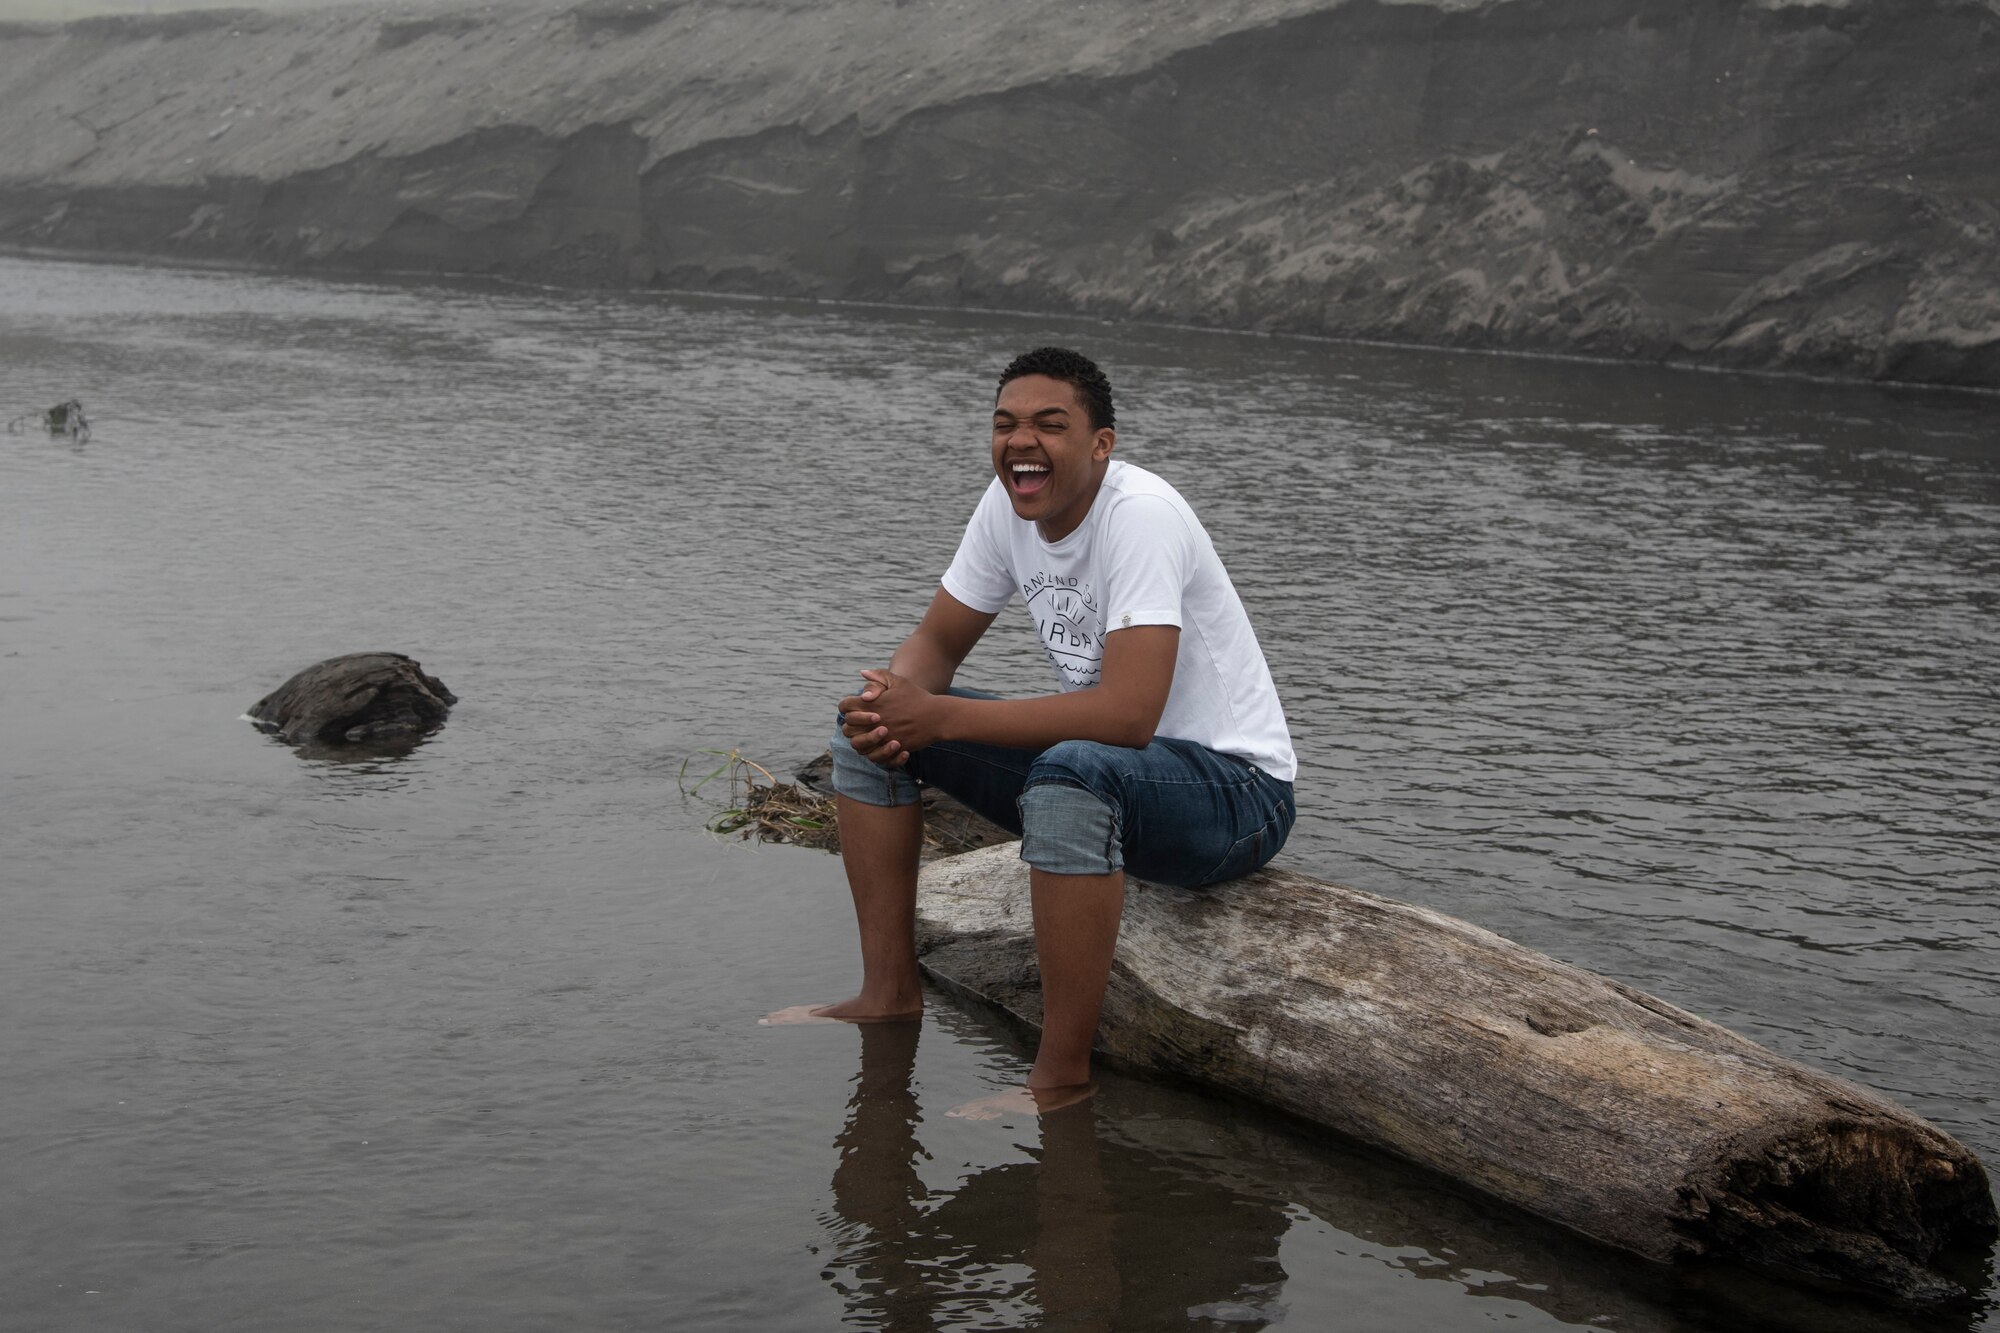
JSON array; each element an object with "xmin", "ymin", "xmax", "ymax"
[
  {"xmin": 948, "ymin": 1082, "xmax": 1094, "ymax": 1120},
  {"xmin": 760, "ymin": 1000, "xmax": 922, "ymax": 1026}
]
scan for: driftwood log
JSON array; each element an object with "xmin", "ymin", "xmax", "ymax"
[
  {"xmin": 248, "ymin": 652, "xmax": 456, "ymax": 746},
  {"xmin": 914, "ymin": 844, "xmax": 1998, "ymax": 1304}
]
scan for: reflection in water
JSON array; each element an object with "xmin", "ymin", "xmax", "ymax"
[
  {"xmin": 822, "ymin": 1011, "xmax": 1995, "ymax": 1333},
  {"xmin": 822, "ymin": 1023, "xmax": 1287, "ymax": 1330},
  {"xmin": 823, "ymin": 1022, "xmax": 939, "ymax": 1330},
  {"xmin": 270, "ymin": 731, "xmax": 435, "ymax": 767}
]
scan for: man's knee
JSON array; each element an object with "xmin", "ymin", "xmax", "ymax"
[
  {"xmin": 1026, "ymin": 739, "xmax": 1134, "ymax": 795},
  {"xmin": 828, "ymin": 722, "xmax": 922, "ymax": 808},
  {"xmin": 1018, "ymin": 741, "xmax": 1131, "ymax": 876}
]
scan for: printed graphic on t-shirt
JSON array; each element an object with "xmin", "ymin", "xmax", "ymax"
[{"xmin": 1022, "ymin": 571, "xmax": 1103, "ymax": 688}]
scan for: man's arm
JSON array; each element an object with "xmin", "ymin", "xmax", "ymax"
[
  {"xmin": 840, "ymin": 589, "xmax": 998, "ymax": 768},
  {"xmin": 850, "ymin": 623, "xmax": 1180, "ymax": 760}
]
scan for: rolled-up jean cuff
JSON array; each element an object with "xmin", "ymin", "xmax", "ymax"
[
  {"xmin": 1017, "ymin": 781, "xmax": 1122, "ymax": 876},
  {"xmin": 828, "ymin": 724, "xmax": 923, "ymax": 807}
]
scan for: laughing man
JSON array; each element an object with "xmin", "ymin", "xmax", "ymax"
[{"xmin": 770, "ymin": 347, "xmax": 1297, "ymax": 1117}]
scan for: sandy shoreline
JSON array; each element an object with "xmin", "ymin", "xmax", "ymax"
[{"xmin": 4, "ymin": 0, "xmax": 1997, "ymax": 388}]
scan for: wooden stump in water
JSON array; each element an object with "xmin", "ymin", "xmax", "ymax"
[
  {"xmin": 913, "ymin": 844, "xmax": 1998, "ymax": 1304},
  {"xmin": 249, "ymin": 652, "xmax": 456, "ymax": 746}
]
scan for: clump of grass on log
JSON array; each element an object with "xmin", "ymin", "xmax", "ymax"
[{"xmin": 680, "ymin": 749, "xmax": 840, "ymax": 852}]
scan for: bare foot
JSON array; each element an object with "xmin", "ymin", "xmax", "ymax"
[
  {"xmin": 759, "ymin": 1002, "xmax": 921, "ymax": 1026},
  {"xmin": 947, "ymin": 1081, "xmax": 1094, "ymax": 1120}
]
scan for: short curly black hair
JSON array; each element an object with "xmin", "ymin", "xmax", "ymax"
[{"xmin": 996, "ymin": 347, "xmax": 1115, "ymax": 432}]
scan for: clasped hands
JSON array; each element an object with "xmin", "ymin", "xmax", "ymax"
[{"xmin": 839, "ymin": 669, "xmax": 949, "ymax": 769}]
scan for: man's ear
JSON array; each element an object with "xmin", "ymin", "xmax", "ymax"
[{"xmin": 1093, "ymin": 427, "xmax": 1116, "ymax": 461}]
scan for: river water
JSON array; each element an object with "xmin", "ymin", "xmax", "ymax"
[{"xmin": 2, "ymin": 254, "xmax": 1995, "ymax": 1332}]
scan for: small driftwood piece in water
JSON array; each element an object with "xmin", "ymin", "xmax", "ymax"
[
  {"xmin": 7, "ymin": 398, "xmax": 90, "ymax": 441},
  {"xmin": 914, "ymin": 844, "xmax": 1998, "ymax": 1304},
  {"xmin": 248, "ymin": 652, "xmax": 456, "ymax": 746}
]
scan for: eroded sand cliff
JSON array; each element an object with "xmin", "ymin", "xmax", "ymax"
[{"xmin": 3, "ymin": 0, "xmax": 1996, "ymax": 387}]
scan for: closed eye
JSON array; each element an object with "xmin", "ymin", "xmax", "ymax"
[{"xmin": 994, "ymin": 412, "xmax": 1071, "ymax": 432}]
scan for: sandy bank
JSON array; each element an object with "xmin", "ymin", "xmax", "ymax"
[{"xmin": 3, "ymin": 0, "xmax": 1996, "ymax": 387}]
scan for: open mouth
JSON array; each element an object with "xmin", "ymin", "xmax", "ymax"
[{"xmin": 1008, "ymin": 461, "xmax": 1052, "ymax": 496}]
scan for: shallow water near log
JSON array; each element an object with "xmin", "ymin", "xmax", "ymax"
[{"xmin": 2, "ymin": 254, "xmax": 1995, "ymax": 1332}]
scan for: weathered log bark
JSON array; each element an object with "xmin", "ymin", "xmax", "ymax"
[
  {"xmin": 248, "ymin": 652, "xmax": 456, "ymax": 746},
  {"xmin": 914, "ymin": 844, "xmax": 1998, "ymax": 1304}
]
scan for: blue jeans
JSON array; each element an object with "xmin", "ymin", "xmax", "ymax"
[{"xmin": 830, "ymin": 689, "xmax": 1295, "ymax": 887}]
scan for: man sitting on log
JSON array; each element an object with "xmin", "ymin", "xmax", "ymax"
[{"xmin": 767, "ymin": 347, "xmax": 1298, "ymax": 1117}]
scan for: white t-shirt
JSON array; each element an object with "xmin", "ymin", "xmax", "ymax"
[{"xmin": 940, "ymin": 459, "xmax": 1297, "ymax": 782}]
